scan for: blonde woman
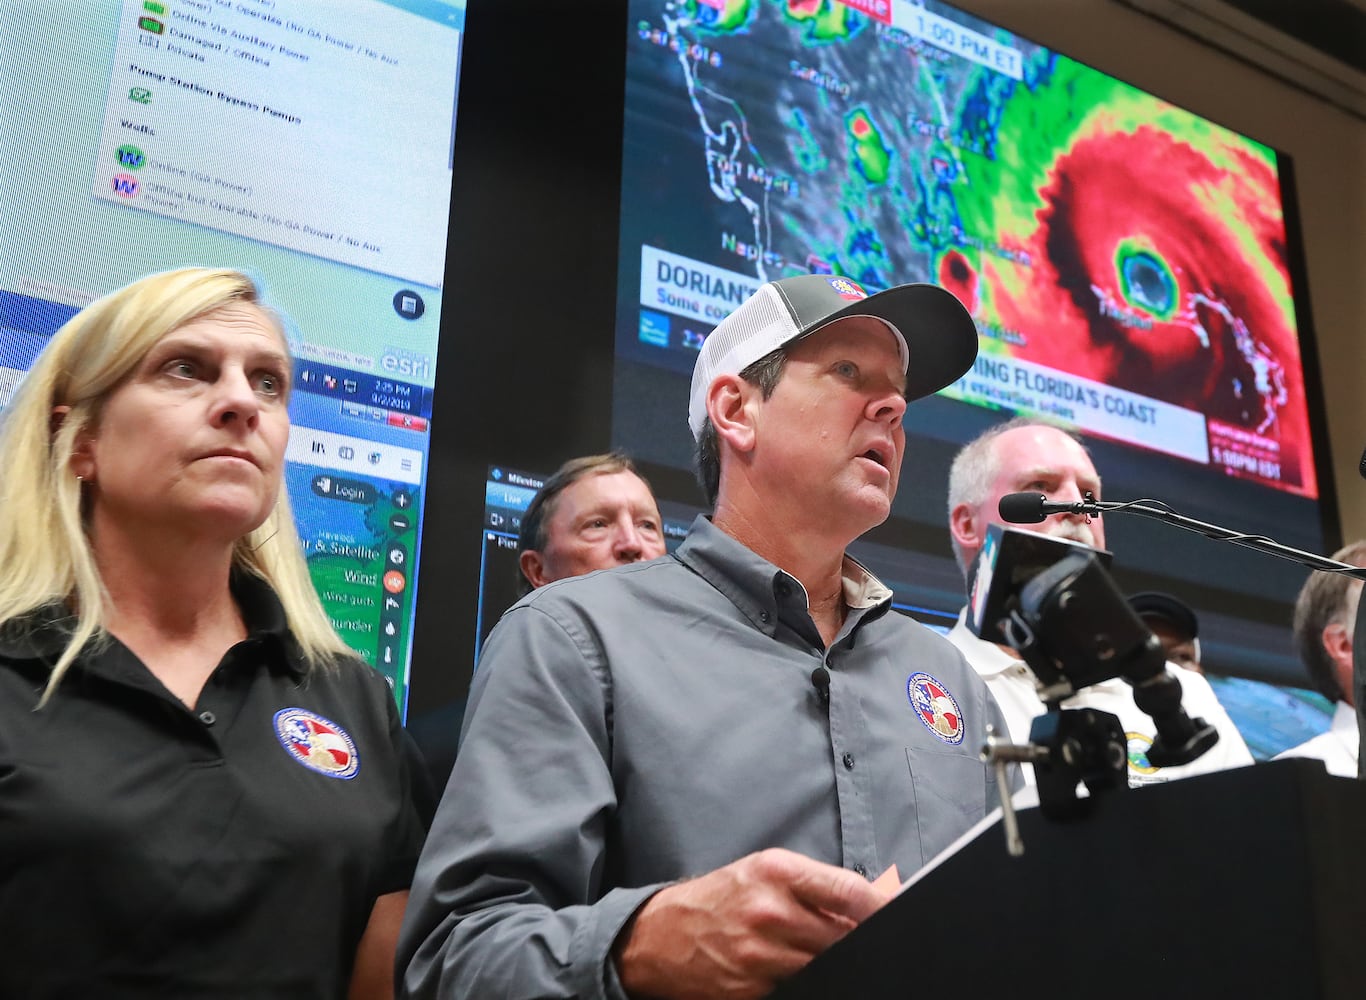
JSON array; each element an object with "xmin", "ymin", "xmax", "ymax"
[{"xmin": 0, "ymin": 268, "xmax": 423, "ymax": 998}]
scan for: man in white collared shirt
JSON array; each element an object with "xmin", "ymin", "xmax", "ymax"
[
  {"xmin": 944, "ymin": 416, "xmax": 1253, "ymax": 786},
  {"xmin": 1275, "ymin": 540, "xmax": 1366, "ymax": 778}
]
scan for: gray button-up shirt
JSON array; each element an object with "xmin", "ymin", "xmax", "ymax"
[{"xmin": 399, "ymin": 516, "xmax": 1007, "ymax": 999}]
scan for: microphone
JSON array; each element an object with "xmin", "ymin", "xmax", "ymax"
[
  {"xmin": 1018, "ymin": 494, "xmax": 1366, "ymax": 581},
  {"xmin": 998, "ymin": 491, "xmax": 1100, "ymax": 524},
  {"xmin": 810, "ymin": 666, "xmax": 831, "ymax": 708}
]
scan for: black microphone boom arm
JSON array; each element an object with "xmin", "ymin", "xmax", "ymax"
[
  {"xmin": 1091, "ymin": 498, "xmax": 1366, "ymax": 580},
  {"xmin": 997, "ymin": 491, "xmax": 1366, "ymax": 581}
]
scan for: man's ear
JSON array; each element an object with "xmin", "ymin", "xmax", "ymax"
[
  {"xmin": 1323, "ymin": 622, "xmax": 1353, "ymax": 670},
  {"xmin": 706, "ymin": 374, "xmax": 757, "ymax": 455},
  {"xmin": 1322, "ymin": 621, "xmax": 1355, "ymax": 705},
  {"xmin": 949, "ymin": 501, "xmax": 983, "ymax": 556},
  {"xmin": 519, "ymin": 549, "xmax": 550, "ymax": 590}
]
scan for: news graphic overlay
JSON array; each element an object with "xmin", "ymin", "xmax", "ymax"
[{"xmin": 617, "ymin": 0, "xmax": 1315, "ymax": 498}]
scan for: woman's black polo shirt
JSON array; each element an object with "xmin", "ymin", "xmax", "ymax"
[{"xmin": 0, "ymin": 575, "xmax": 426, "ymax": 998}]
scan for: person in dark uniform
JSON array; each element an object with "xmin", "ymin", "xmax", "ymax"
[
  {"xmin": 0, "ymin": 267, "xmax": 425, "ymax": 998},
  {"xmin": 1127, "ymin": 590, "xmax": 1204, "ymax": 674}
]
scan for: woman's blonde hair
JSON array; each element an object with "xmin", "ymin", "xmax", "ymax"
[{"xmin": 0, "ymin": 267, "xmax": 353, "ymax": 702}]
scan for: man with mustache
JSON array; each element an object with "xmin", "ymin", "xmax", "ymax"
[{"xmin": 945, "ymin": 416, "xmax": 1252, "ymax": 786}]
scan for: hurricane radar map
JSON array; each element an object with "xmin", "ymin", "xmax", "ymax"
[{"xmin": 618, "ymin": 0, "xmax": 1315, "ymax": 498}]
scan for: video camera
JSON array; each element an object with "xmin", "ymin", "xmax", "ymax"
[{"xmin": 968, "ymin": 525, "xmax": 1219, "ymax": 821}]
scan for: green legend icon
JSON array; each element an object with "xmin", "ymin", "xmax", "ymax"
[{"xmin": 115, "ymin": 144, "xmax": 146, "ymax": 169}]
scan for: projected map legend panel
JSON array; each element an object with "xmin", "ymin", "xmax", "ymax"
[{"xmin": 94, "ymin": 0, "xmax": 461, "ymax": 286}]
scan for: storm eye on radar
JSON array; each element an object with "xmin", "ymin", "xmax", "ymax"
[
  {"xmin": 946, "ymin": 253, "xmax": 971, "ymax": 283},
  {"xmin": 1122, "ymin": 251, "xmax": 1174, "ymax": 314}
]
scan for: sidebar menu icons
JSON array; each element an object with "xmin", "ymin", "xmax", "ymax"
[
  {"xmin": 376, "ymin": 480, "xmax": 416, "ymax": 688},
  {"xmin": 381, "ymin": 541, "xmax": 407, "ymax": 670}
]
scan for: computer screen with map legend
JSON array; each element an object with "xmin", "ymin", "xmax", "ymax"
[{"xmin": 0, "ymin": 0, "xmax": 467, "ymax": 714}]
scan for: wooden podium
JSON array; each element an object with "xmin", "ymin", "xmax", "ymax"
[{"xmin": 770, "ymin": 759, "xmax": 1366, "ymax": 999}]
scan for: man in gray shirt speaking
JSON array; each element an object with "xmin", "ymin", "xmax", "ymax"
[{"xmin": 397, "ymin": 274, "xmax": 1008, "ymax": 1000}]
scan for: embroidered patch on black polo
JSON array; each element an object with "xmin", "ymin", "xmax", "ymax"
[{"xmin": 273, "ymin": 708, "xmax": 360, "ymax": 779}]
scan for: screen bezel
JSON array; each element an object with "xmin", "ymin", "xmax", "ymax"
[{"xmin": 404, "ymin": 0, "xmax": 1340, "ymax": 746}]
